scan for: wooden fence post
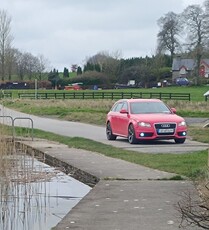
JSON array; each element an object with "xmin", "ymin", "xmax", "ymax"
[{"xmin": 207, "ymin": 148, "xmax": 209, "ymax": 167}]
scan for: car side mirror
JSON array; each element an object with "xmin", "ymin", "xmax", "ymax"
[
  {"xmin": 120, "ymin": 109, "xmax": 128, "ymax": 114},
  {"xmin": 171, "ymin": 108, "xmax": 176, "ymax": 114}
]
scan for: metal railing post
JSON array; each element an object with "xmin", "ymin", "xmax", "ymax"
[
  {"xmin": 0, "ymin": 115, "xmax": 14, "ymax": 139},
  {"xmin": 13, "ymin": 117, "xmax": 34, "ymax": 141}
]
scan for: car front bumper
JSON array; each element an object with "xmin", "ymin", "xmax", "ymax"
[{"xmin": 134, "ymin": 126, "xmax": 187, "ymax": 140}]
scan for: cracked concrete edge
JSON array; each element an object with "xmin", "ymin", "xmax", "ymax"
[
  {"xmin": 14, "ymin": 138, "xmax": 183, "ymax": 184},
  {"xmin": 15, "ymin": 141, "xmax": 100, "ymax": 187}
]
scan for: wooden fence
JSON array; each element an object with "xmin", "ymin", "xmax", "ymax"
[
  {"xmin": 0, "ymin": 91, "xmax": 12, "ymax": 99},
  {"xmin": 17, "ymin": 92, "xmax": 191, "ymax": 101}
]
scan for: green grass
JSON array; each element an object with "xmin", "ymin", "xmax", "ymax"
[
  {"xmin": 177, "ymin": 110, "xmax": 209, "ymax": 118},
  {"xmin": 2, "ymin": 96, "xmax": 209, "ymax": 126},
  {"xmin": 13, "ymin": 126, "xmax": 208, "ymax": 179},
  {"xmin": 188, "ymin": 126, "xmax": 209, "ymax": 143},
  {"xmin": 112, "ymin": 86, "xmax": 209, "ymax": 102}
]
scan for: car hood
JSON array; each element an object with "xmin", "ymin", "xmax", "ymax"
[{"xmin": 131, "ymin": 113, "xmax": 185, "ymax": 123}]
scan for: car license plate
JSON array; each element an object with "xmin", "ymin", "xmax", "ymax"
[{"xmin": 158, "ymin": 129, "xmax": 174, "ymax": 133}]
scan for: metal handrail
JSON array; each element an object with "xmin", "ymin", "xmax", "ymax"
[
  {"xmin": 0, "ymin": 116, "xmax": 34, "ymax": 141},
  {"xmin": 13, "ymin": 117, "xmax": 34, "ymax": 141}
]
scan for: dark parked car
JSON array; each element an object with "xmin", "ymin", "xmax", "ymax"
[{"xmin": 175, "ymin": 77, "xmax": 189, "ymax": 86}]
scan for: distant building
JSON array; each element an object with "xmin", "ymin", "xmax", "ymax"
[
  {"xmin": 172, "ymin": 57, "xmax": 209, "ymax": 81},
  {"xmin": 199, "ymin": 59, "xmax": 209, "ymax": 78}
]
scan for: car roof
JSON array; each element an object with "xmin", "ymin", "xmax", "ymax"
[{"xmin": 117, "ymin": 98, "xmax": 162, "ymax": 103}]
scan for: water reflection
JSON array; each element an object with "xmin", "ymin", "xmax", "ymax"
[{"xmin": 0, "ymin": 154, "xmax": 91, "ymax": 230}]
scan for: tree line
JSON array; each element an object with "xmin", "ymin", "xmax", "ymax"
[
  {"xmin": 58, "ymin": 0, "xmax": 209, "ymax": 88},
  {"xmin": 1, "ymin": 0, "xmax": 209, "ymax": 88}
]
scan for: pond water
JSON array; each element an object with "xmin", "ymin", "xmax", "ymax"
[{"xmin": 0, "ymin": 154, "xmax": 91, "ymax": 230}]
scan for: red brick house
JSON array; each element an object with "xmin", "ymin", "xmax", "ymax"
[
  {"xmin": 199, "ymin": 59, "xmax": 209, "ymax": 78},
  {"xmin": 172, "ymin": 57, "xmax": 209, "ymax": 81}
]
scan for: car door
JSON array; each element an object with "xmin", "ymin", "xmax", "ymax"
[
  {"xmin": 118, "ymin": 101, "xmax": 130, "ymax": 136},
  {"xmin": 110, "ymin": 102, "xmax": 124, "ymax": 134}
]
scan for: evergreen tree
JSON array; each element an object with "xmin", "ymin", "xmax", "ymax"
[
  {"xmin": 77, "ymin": 66, "xmax": 82, "ymax": 75},
  {"xmin": 63, "ymin": 67, "xmax": 69, "ymax": 78},
  {"xmin": 84, "ymin": 62, "xmax": 94, "ymax": 72},
  {"xmin": 48, "ymin": 68, "xmax": 60, "ymax": 89}
]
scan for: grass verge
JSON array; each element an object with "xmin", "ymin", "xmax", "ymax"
[
  {"xmin": 2, "ymin": 99, "xmax": 209, "ymax": 125},
  {"xmin": 1, "ymin": 97, "xmax": 209, "ymax": 180},
  {"xmin": 14, "ymin": 126, "xmax": 208, "ymax": 180}
]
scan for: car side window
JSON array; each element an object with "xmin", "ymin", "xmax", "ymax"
[
  {"xmin": 121, "ymin": 102, "xmax": 128, "ymax": 111},
  {"xmin": 112, "ymin": 102, "xmax": 124, "ymax": 112},
  {"xmin": 130, "ymin": 102, "xmax": 139, "ymax": 114}
]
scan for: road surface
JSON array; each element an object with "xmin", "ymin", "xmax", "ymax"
[{"xmin": 0, "ymin": 104, "xmax": 208, "ymax": 154}]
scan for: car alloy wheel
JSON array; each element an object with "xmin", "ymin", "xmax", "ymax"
[
  {"xmin": 128, "ymin": 124, "xmax": 137, "ymax": 144},
  {"xmin": 106, "ymin": 122, "xmax": 116, "ymax": 140}
]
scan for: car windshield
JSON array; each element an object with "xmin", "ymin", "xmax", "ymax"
[{"xmin": 130, "ymin": 101, "xmax": 171, "ymax": 114}]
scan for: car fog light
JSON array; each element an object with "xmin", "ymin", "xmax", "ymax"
[
  {"xmin": 140, "ymin": 133, "xmax": 145, "ymax": 137},
  {"xmin": 182, "ymin": 132, "xmax": 186, "ymax": 136}
]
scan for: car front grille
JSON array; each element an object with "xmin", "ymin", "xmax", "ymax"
[{"xmin": 155, "ymin": 123, "xmax": 176, "ymax": 136}]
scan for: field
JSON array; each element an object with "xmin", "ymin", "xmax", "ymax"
[
  {"xmin": 3, "ymin": 86, "xmax": 209, "ymax": 122},
  {"xmin": 1, "ymin": 85, "xmax": 209, "ymax": 178}
]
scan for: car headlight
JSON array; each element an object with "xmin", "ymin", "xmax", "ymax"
[
  {"xmin": 138, "ymin": 122, "xmax": 151, "ymax": 127},
  {"xmin": 178, "ymin": 121, "xmax": 186, "ymax": 127}
]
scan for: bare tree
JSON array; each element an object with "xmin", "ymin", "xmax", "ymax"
[
  {"xmin": 27, "ymin": 53, "xmax": 39, "ymax": 80},
  {"xmin": 5, "ymin": 48, "xmax": 15, "ymax": 80},
  {"xmin": 204, "ymin": 0, "xmax": 209, "ymax": 54},
  {"xmin": 0, "ymin": 10, "xmax": 49, "ymax": 82},
  {"xmin": 0, "ymin": 10, "xmax": 13, "ymax": 81},
  {"xmin": 86, "ymin": 51, "xmax": 121, "ymax": 83},
  {"xmin": 36, "ymin": 54, "xmax": 49, "ymax": 80},
  {"xmin": 181, "ymin": 4, "xmax": 208, "ymax": 84},
  {"xmin": 157, "ymin": 12, "xmax": 182, "ymax": 62},
  {"xmin": 14, "ymin": 50, "xmax": 28, "ymax": 80},
  {"xmin": 10, "ymin": 49, "xmax": 49, "ymax": 81}
]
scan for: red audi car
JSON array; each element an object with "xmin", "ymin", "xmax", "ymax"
[{"xmin": 106, "ymin": 98, "xmax": 187, "ymax": 144}]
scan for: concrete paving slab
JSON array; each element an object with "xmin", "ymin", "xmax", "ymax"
[
  {"xmin": 54, "ymin": 180, "xmax": 200, "ymax": 230},
  {"xmin": 20, "ymin": 139, "xmax": 177, "ymax": 180},
  {"xmin": 17, "ymin": 139, "xmax": 203, "ymax": 230}
]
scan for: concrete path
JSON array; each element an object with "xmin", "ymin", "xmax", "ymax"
[{"xmin": 19, "ymin": 139, "xmax": 202, "ymax": 230}]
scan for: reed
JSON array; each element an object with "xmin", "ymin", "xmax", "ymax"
[{"xmin": 0, "ymin": 125, "xmax": 57, "ymax": 229}]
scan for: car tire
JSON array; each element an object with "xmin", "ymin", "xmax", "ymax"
[
  {"xmin": 106, "ymin": 122, "xmax": 117, "ymax": 140},
  {"xmin": 174, "ymin": 138, "xmax": 186, "ymax": 144},
  {"xmin": 128, "ymin": 124, "xmax": 138, "ymax": 144}
]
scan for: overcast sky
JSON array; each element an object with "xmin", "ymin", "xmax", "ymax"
[{"xmin": 0, "ymin": 0, "xmax": 206, "ymax": 71}]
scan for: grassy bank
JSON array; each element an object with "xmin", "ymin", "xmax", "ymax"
[
  {"xmin": 2, "ymin": 99, "xmax": 209, "ymax": 125},
  {"xmin": 1, "ymin": 97, "xmax": 209, "ymax": 144},
  {"xmin": 13, "ymin": 127, "xmax": 208, "ymax": 179}
]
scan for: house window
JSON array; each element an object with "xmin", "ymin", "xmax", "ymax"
[{"xmin": 179, "ymin": 67, "xmax": 187, "ymax": 75}]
